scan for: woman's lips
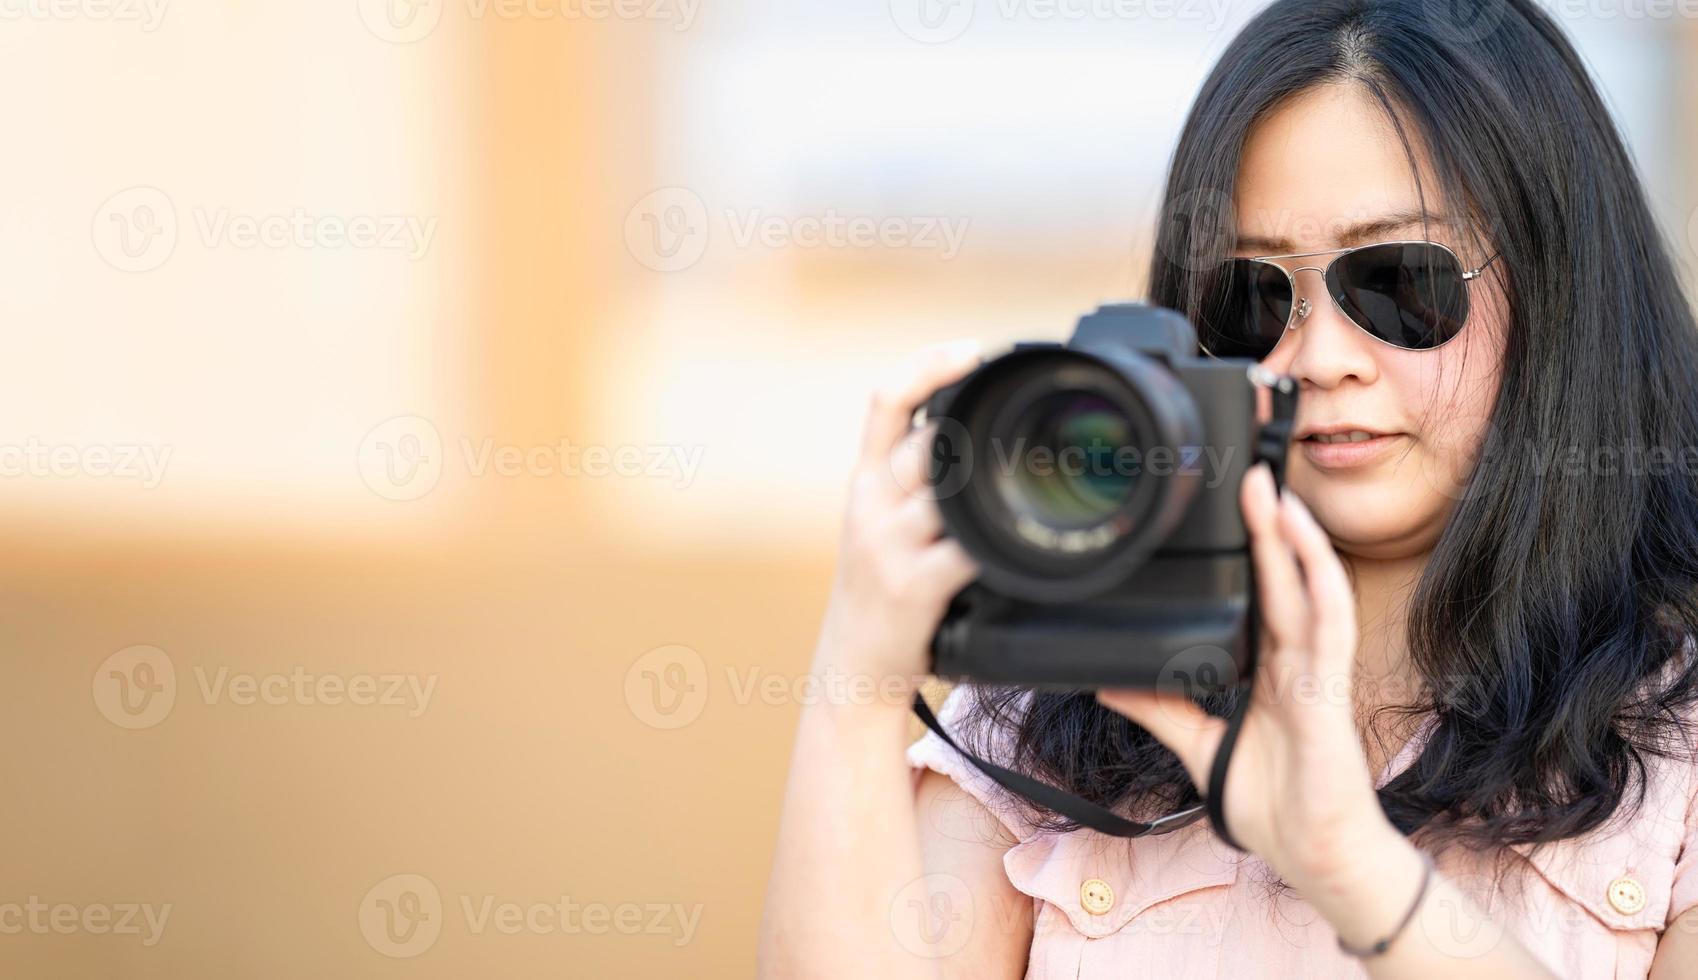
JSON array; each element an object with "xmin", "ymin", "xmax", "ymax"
[{"xmin": 1298, "ymin": 432, "xmax": 1408, "ymax": 470}]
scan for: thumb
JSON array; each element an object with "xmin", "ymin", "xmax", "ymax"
[{"xmin": 1097, "ymin": 688, "xmax": 1227, "ymax": 790}]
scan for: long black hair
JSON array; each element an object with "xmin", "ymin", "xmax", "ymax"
[{"xmin": 962, "ymin": 0, "xmax": 1698, "ymax": 851}]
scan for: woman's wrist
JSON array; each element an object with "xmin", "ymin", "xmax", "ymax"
[
  {"xmin": 803, "ymin": 646, "xmax": 922, "ymax": 720},
  {"xmin": 1284, "ymin": 815, "xmax": 1428, "ymax": 954},
  {"xmin": 808, "ymin": 612, "xmax": 930, "ymax": 708}
]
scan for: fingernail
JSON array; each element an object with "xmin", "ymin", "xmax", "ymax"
[
  {"xmin": 941, "ymin": 338, "xmax": 981, "ymax": 365},
  {"xmin": 1282, "ymin": 487, "xmax": 1309, "ymax": 518}
]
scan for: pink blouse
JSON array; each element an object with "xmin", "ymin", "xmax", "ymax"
[{"xmin": 907, "ymin": 686, "xmax": 1698, "ymax": 979}]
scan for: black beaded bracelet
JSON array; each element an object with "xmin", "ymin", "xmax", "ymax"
[{"xmin": 1336, "ymin": 850, "xmax": 1436, "ymax": 959}]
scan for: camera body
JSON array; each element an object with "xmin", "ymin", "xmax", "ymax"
[{"xmin": 925, "ymin": 303, "xmax": 1285, "ymax": 692}]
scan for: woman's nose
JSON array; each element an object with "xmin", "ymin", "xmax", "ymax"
[{"xmin": 1261, "ymin": 268, "xmax": 1380, "ymax": 388}]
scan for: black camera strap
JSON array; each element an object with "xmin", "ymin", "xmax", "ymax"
[
  {"xmin": 1204, "ymin": 372, "xmax": 1298, "ymax": 850},
  {"xmin": 910, "ymin": 691, "xmax": 1201, "ymax": 837},
  {"xmin": 911, "ymin": 371, "xmax": 1299, "ymax": 850}
]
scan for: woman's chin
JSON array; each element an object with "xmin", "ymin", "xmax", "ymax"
[{"xmin": 1285, "ymin": 473, "xmax": 1448, "ymax": 559}]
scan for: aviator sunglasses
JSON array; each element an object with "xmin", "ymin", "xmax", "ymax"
[{"xmin": 1198, "ymin": 239, "xmax": 1501, "ymax": 360}]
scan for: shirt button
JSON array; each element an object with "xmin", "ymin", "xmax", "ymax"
[
  {"xmin": 1607, "ymin": 876, "xmax": 1646, "ymax": 915},
  {"xmin": 1080, "ymin": 877, "xmax": 1115, "ymax": 916}
]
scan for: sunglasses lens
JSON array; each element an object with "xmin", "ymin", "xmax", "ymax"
[
  {"xmin": 1198, "ymin": 259, "xmax": 1291, "ymax": 359},
  {"xmin": 1328, "ymin": 242, "xmax": 1471, "ymax": 350}
]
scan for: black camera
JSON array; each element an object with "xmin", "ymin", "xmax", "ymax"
[{"xmin": 924, "ymin": 303, "xmax": 1297, "ymax": 692}]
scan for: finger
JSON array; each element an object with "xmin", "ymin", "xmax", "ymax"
[
  {"xmin": 1279, "ymin": 489, "xmax": 1357, "ymax": 674},
  {"xmin": 1241, "ymin": 463, "xmax": 1310, "ymax": 648},
  {"xmin": 915, "ymin": 537, "xmax": 979, "ymax": 599},
  {"xmin": 887, "ymin": 421, "xmax": 937, "ymax": 502},
  {"xmin": 891, "ymin": 494, "xmax": 944, "ymax": 544},
  {"xmin": 858, "ymin": 340, "xmax": 982, "ymax": 470},
  {"xmin": 1097, "ymin": 688, "xmax": 1226, "ymax": 789}
]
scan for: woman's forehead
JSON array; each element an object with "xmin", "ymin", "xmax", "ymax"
[{"xmin": 1232, "ymin": 84, "xmax": 1453, "ymax": 255}]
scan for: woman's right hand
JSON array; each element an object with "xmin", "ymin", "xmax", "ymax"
[
  {"xmin": 759, "ymin": 340, "xmax": 1020, "ymax": 980},
  {"xmin": 811, "ymin": 340, "xmax": 985, "ymax": 692}
]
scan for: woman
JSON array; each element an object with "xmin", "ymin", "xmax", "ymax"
[{"xmin": 758, "ymin": 1, "xmax": 1698, "ymax": 976}]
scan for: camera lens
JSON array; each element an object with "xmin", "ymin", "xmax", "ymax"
[
  {"xmin": 998, "ymin": 391, "xmax": 1138, "ymax": 530},
  {"xmin": 930, "ymin": 345, "xmax": 1205, "ymax": 602}
]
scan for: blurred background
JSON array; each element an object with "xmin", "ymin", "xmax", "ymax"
[{"xmin": 3, "ymin": 1, "xmax": 1697, "ymax": 976}]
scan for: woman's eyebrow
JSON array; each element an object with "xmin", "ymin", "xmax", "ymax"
[
  {"xmin": 1234, "ymin": 209, "xmax": 1447, "ymax": 254},
  {"xmin": 1337, "ymin": 209, "xmax": 1446, "ymax": 245}
]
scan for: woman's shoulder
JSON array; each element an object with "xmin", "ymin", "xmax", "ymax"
[
  {"xmin": 1493, "ymin": 683, "xmax": 1698, "ymax": 947},
  {"xmin": 907, "ymin": 682, "xmax": 1039, "ymax": 840},
  {"xmin": 907, "ymin": 683, "xmax": 1248, "ymax": 950}
]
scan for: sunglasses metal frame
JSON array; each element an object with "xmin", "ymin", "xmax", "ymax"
[{"xmin": 1205, "ymin": 238, "xmax": 1501, "ymax": 359}]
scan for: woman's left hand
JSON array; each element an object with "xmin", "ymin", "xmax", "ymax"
[{"xmin": 1098, "ymin": 462, "xmax": 1396, "ymax": 890}]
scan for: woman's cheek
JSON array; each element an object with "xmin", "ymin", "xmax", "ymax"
[{"xmin": 1410, "ymin": 412, "xmax": 1495, "ymax": 505}]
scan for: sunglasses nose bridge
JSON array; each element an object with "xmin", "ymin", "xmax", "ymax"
[{"xmin": 1284, "ymin": 264, "xmax": 1331, "ymax": 327}]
